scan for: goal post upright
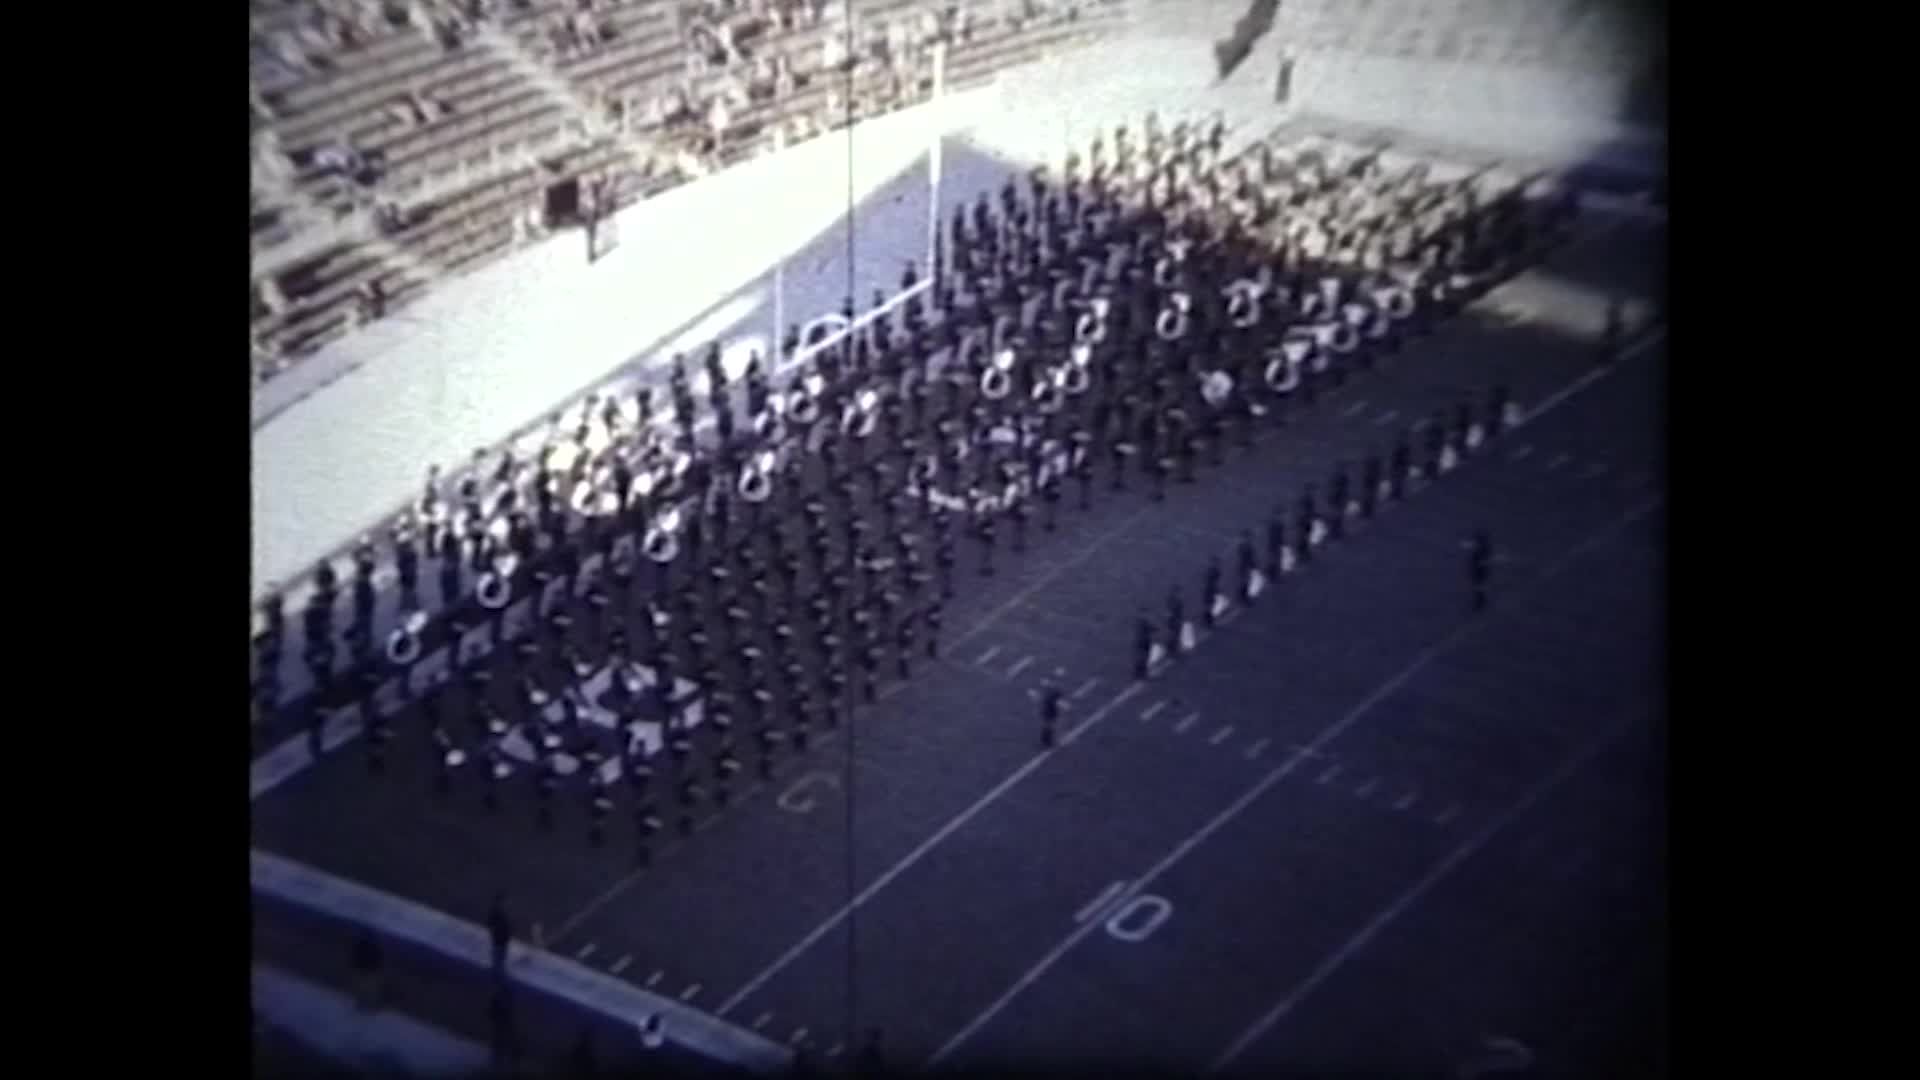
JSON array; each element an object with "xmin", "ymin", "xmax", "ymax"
[
  {"xmin": 772, "ymin": 125, "xmax": 786, "ymax": 367},
  {"xmin": 927, "ymin": 40, "xmax": 947, "ymax": 288}
]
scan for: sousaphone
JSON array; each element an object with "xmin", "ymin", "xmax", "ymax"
[
  {"xmin": 385, "ymin": 608, "xmax": 431, "ymax": 665},
  {"xmin": 642, "ymin": 507, "xmax": 682, "ymax": 563},
  {"xmin": 981, "ymin": 346, "xmax": 1016, "ymax": 400},
  {"xmin": 476, "ymin": 553, "xmax": 521, "ymax": 610},
  {"xmin": 737, "ymin": 448, "xmax": 776, "ymax": 503},
  {"xmin": 1156, "ymin": 291, "xmax": 1192, "ymax": 341}
]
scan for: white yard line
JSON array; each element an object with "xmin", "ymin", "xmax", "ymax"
[
  {"xmin": 1207, "ymin": 726, "xmax": 1627, "ymax": 1072},
  {"xmin": 713, "ymin": 681, "xmax": 1147, "ymax": 1017},
  {"xmin": 925, "ymin": 499, "xmax": 1664, "ymax": 1067}
]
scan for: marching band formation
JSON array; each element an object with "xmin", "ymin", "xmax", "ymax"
[{"xmin": 251, "ymin": 110, "xmax": 1590, "ymax": 857}]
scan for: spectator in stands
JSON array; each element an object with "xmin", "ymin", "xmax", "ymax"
[
  {"xmin": 252, "ymin": 130, "xmax": 295, "ymax": 192},
  {"xmin": 820, "ymin": 22, "xmax": 844, "ymax": 72},
  {"xmin": 747, "ymin": 52, "xmax": 777, "ymax": 101},
  {"xmin": 249, "ymin": 82, "xmax": 274, "ymax": 127},
  {"xmin": 363, "ymin": 277, "xmax": 388, "ymax": 321},
  {"xmin": 517, "ymin": 197, "xmax": 546, "ymax": 244},
  {"xmin": 547, "ymin": 16, "xmax": 574, "ymax": 58},
  {"xmin": 885, "ymin": 16, "xmax": 908, "ymax": 61},
  {"xmin": 783, "ymin": 111, "xmax": 813, "ymax": 147},
  {"xmin": 253, "ymin": 333, "xmax": 286, "ymax": 382},
  {"xmin": 351, "ymin": 146, "xmax": 387, "ymax": 189},
  {"xmin": 256, "ymin": 275, "xmax": 289, "ymax": 318},
  {"xmin": 436, "ymin": 13, "xmax": 465, "ymax": 50},
  {"xmin": 374, "ymin": 200, "xmax": 408, "ymax": 236},
  {"xmin": 773, "ymin": 50, "xmax": 796, "ymax": 98},
  {"xmin": 269, "ymin": 29, "xmax": 311, "ymax": 75},
  {"xmin": 572, "ymin": 11, "xmax": 602, "ymax": 55},
  {"xmin": 311, "ymin": 138, "xmax": 359, "ymax": 179}
]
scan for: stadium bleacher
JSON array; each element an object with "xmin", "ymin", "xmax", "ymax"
[{"xmin": 251, "ymin": 0, "xmax": 1132, "ymax": 386}]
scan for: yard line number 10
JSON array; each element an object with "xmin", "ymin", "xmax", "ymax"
[{"xmin": 1078, "ymin": 880, "xmax": 1174, "ymax": 944}]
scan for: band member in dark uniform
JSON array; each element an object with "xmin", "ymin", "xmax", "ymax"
[
  {"xmin": 1176, "ymin": 425, "xmax": 1200, "ymax": 485},
  {"xmin": 1360, "ymin": 451, "xmax": 1383, "ymax": 518},
  {"xmin": 1149, "ymin": 443, "xmax": 1171, "ymax": 502},
  {"xmin": 1238, "ymin": 530, "xmax": 1260, "ymax": 603},
  {"xmin": 1039, "ymin": 680, "xmax": 1064, "ymax": 748},
  {"xmin": 1202, "ymin": 555, "xmax": 1225, "ymax": 628},
  {"xmin": 860, "ymin": 639, "xmax": 883, "ymax": 704},
  {"xmin": 1425, "ymin": 410, "xmax": 1450, "ymax": 477},
  {"xmin": 1265, "ymin": 506, "xmax": 1287, "ymax": 579},
  {"xmin": 1328, "ymin": 464, "xmax": 1351, "ymax": 538},
  {"xmin": 1390, "ymin": 430, "xmax": 1413, "ymax": 500},
  {"xmin": 438, "ymin": 538, "xmax": 463, "ymax": 610},
  {"xmin": 1074, "ymin": 440, "xmax": 1095, "ymax": 510},
  {"xmin": 1466, "ymin": 529, "xmax": 1493, "ymax": 612},
  {"xmin": 936, "ymin": 533, "xmax": 957, "ymax": 598},
  {"xmin": 586, "ymin": 770, "xmax": 613, "ymax": 846},
  {"xmin": 895, "ymin": 615, "xmax": 916, "ymax": 679},
  {"xmin": 634, "ymin": 795, "xmax": 660, "ymax": 865},
  {"xmin": 1296, "ymin": 484, "xmax": 1320, "ymax": 562},
  {"xmin": 1488, "ymin": 381, "xmax": 1514, "ymax": 436},
  {"xmin": 304, "ymin": 580, "xmax": 334, "ymax": 646},
  {"xmin": 1133, "ymin": 610, "xmax": 1155, "ymax": 680},
  {"xmin": 1599, "ymin": 297, "xmax": 1625, "ymax": 367},
  {"xmin": 1165, "ymin": 586, "xmax": 1186, "ymax": 654},
  {"xmin": 822, "ymin": 665, "xmax": 849, "ymax": 729}
]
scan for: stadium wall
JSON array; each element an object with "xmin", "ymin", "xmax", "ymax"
[
  {"xmin": 1286, "ymin": 49, "xmax": 1648, "ymax": 161},
  {"xmin": 253, "ymin": 83, "xmax": 997, "ymax": 599},
  {"xmin": 1258, "ymin": 0, "xmax": 1663, "ymax": 163}
]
